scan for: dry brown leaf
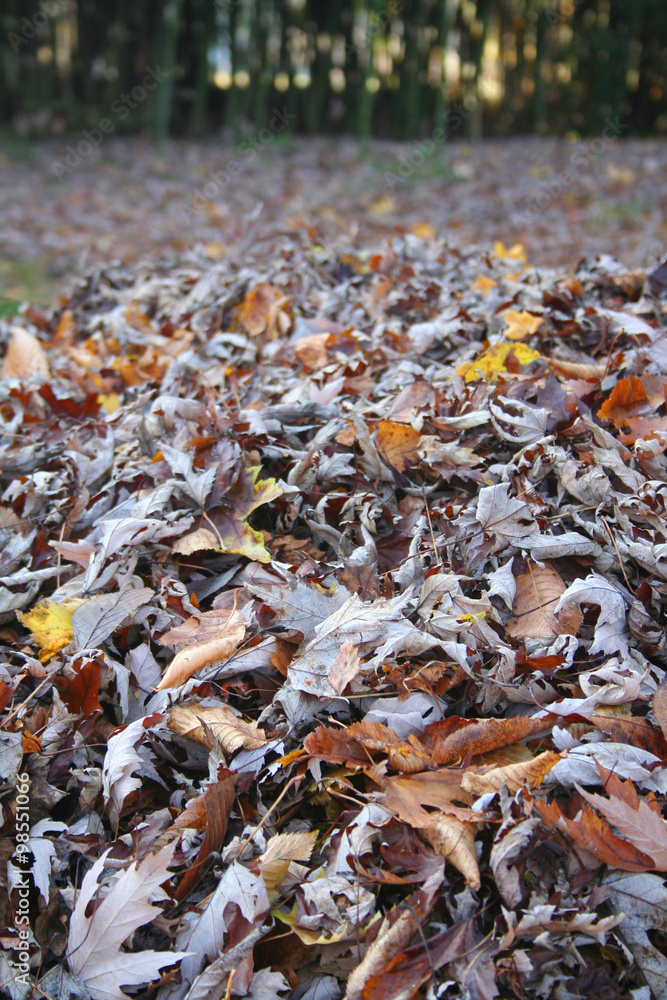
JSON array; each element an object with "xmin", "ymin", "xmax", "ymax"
[
  {"xmin": 158, "ymin": 608, "xmax": 243, "ymax": 648},
  {"xmin": 377, "ymin": 769, "xmax": 475, "ymax": 828},
  {"xmin": 579, "ymin": 768, "xmax": 667, "ymax": 869},
  {"xmin": 304, "ymin": 721, "xmax": 432, "ymax": 773},
  {"xmin": 294, "ymin": 332, "xmax": 329, "ymax": 370},
  {"xmin": 506, "ymin": 561, "xmax": 582, "ymax": 639},
  {"xmin": 547, "ymin": 358, "xmax": 606, "ymax": 379},
  {"xmin": 386, "ymin": 381, "xmax": 436, "ymax": 423},
  {"xmin": 422, "ymin": 714, "xmax": 548, "ymax": 766},
  {"xmin": 172, "ymin": 527, "xmax": 221, "ymax": 555},
  {"xmin": 258, "ymin": 831, "xmax": 317, "ymax": 900},
  {"xmin": 535, "ymin": 798, "xmax": 654, "ymax": 872},
  {"xmin": 1, "ymin": 327, "xmax": 50, "ymax": 380},
  {"xmin": 421, "ymin": 815, "xmax": 481, "ymax": 890},
  {"xmin": 167, "ymin": 703, "xmax": 267, "ymax": 752},
  {"xmin": 375, "ymin": 420, "xmax": 422, "ymax": 473},
  {"xmin": 328, "ymin": 639, "xmax": 362, "ymax": 694},
  {"xmin": 652, "ymin": 681, "xmax": 667, "ymax": 741},
  {"xmin": 171, "ymin": 773, "xmax": 236, "ymax": 901},
  {"xmin": 156, "ymin": 610, "xmax": 246, "ymax": 689},
  {"xmin": 461, "ymin": 750, "xmax": 561, "ymax": 797},
  {"xmin": 236, "ymin": 282, "xmax": 291, "ymax": 338}
]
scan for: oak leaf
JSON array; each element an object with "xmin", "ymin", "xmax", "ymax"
[
  {"xmin": 17, "ymin": 598, "xmax": 83, "ymax": 662},
  {"xmin": 66, "ymin": 843, "xmax": 188, "ymax": 1000},
  {"xmin": 502, "ymin": 310, "xmax": 544, "ymax": 341}
]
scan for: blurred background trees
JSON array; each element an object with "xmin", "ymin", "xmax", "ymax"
[{"xmin": 1, "ymin": 0, "xmax": 665, "ymax": 143}]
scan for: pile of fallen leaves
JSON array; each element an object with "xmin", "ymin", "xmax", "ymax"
[{"xmin": 2, "ymin": 228, "xmax": 667, "ymax": 1000}]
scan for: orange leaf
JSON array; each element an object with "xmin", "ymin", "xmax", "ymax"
[
  {"xmin": 535, "ymin": 798, "xmax": 654, "ymax": 872},
  {"xmin": 422, "ymin": 714, "xmax": 548, "ymax": 765},
  {"xmin": 598, "ymin": 376, "xmax": 653, "ymax": 428},
  {"xmin": 156, "ymin": 608, "xmax": 246, "ymax": 689},
  {"xmin": 376, "ymin": 420, "xmax": 422, "ymax": 473},
  {"xmin": 236, "ymin": 283, "xmax": 291, "ymax": 338}
]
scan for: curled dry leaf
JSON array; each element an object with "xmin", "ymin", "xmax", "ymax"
[
  {"xmin": 420, "ymin": 815, "xmax": 481, "ymax": 890},
  {"xmin": 167, "ymin": 703, "xmax": 267, "ymax": 753},
  {"xmin": 294, "ymin": 332, "xmax": 330, "ymax": 370},
  {"xmin": 422, "ymin": 714, "xmax": 549, "ymax": 765},
  {"xmin": 172, "ymin": 527, "xmax": 221, "ymax": 555},
  {"xmin": 156, "ymin": 609, "xmax": 246, "ymax": 689},
  {"xmin": 236, "ymin": 282, "xmax": 291, "ymax": 338},
  {"xmin": 461, "ymin": 750, "xmax": 562, "ymax": 798}
]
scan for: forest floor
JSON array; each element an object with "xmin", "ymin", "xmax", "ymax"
[
  {"xmin": 3, "ymin": 135, "xmax": 667, "ymax": 1000},
  {"xmin": 1, "ymin": 135, "xmax": 666, "ymax": 305}
]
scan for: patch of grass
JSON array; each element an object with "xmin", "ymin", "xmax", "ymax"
[
  {"xmin": 0, "ymin": 259, "xmax": 59, "ymax": 307},
  {"xmin": 0, "ymin": 130, "xmax": 38, "ymax": 162}
]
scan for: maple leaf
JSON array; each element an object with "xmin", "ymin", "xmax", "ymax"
[
  {"xmin": 470, "ymin": 275, "xmax": 498, "ymax": 296},
  {"xmin": 494, "ymin": 240, "xmax": 527, "ymax": 263},
  {"xmin": 17, "ymin": 598, "xmax": 83, "ymax": 662},
  {"xmin": 456, "ymin": 342, "xmax": 541, "ymax": 383},
  {"xmin": 66, "ymin": 843, "xmax": 189, "ymax": 1000},
  {"xmin": 375, "ymin": 420, "xmax": 422, "ymax": 473},
  {"xmin": 502, "ymin": 309, "xmax": 544, "ymax": 341},
  {"xmin": 206, "ymin": 464, "xmax": 283, "ymax": 563}
]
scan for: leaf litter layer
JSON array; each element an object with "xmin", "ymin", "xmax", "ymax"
[{"xmin": 2, "ymin": 230, "xmax": 667, "ymax": 1000}]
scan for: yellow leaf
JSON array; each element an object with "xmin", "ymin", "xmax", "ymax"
[
  {"xmin": 98, "ymin": 392, "xmax": 121, "ymax": 414},
  {"xmin": 503, "ymin": 310, "xmax": 544, "ymax": 341},
  {"xmin": 369, "ymin": 195, "xmax": 396, "ymax": 217},
  {"xmin": 411, "ymin": 221, "xmax": 436, "ymax": 240},
  {"xmin": 214, "ymin": 515, "xmax": 272, "ymax": 563},
  {"xmin": 470, "ymin": 275, "xmax": 498, "ymax": 297},
  {"xmin": 273, "ymin": 908, "xmax": 355, "ymax": 945},
  {"xmin": 494, "ymin": 241, "xmax": 527, "ymax": 264},
  {"xmin": 17, "ymin": 599, "xmax": 84, "ymax": 662},
  {"xmin": 456, "ymin": 342, "xmax": 541, "ymax": 383}
]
